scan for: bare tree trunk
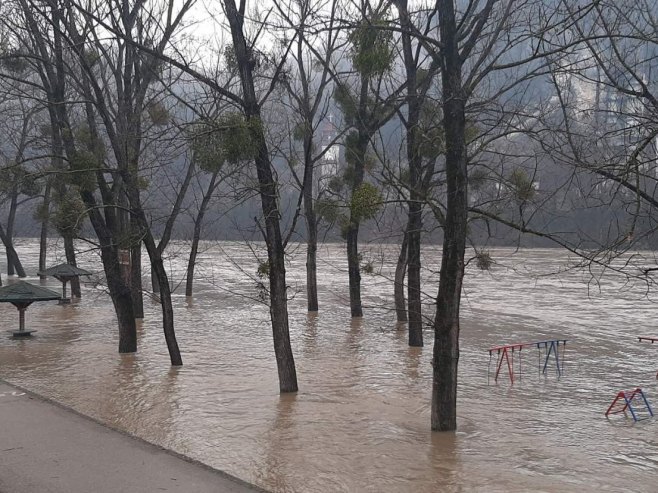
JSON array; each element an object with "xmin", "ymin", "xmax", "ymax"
[
  {"xmin": 398, "ymin": 0, "xmax": 424, "ymax": 346},
  {"xmin": 5, "ymin": 193, "xmax": 26, "ymax": 277},
  {"xmin": 100, "ymin": 242, "xmax": 138, "ymax": 352},
  {"xmin": 6, "ymin": 251, "xmax": 14, "ymax": 276},
  {"xmin": 151, "ymin": 266, "xmax": 159, "ymax": 294},
  {"xmin": 394, "ymin": 229, "xmax": 408, "ymax": 322},
  {"xmin": 346, "ymin": 225, "xmax": 362, "ymax": 317},
  {"xmin": 432, "ymin": 0, "xmax": 468, "ymax": 432},
  {"xmin": 185, "ymin": 171, "xmax": 218, "ymax": 297},
  {"xmin": 346, "ymin": 132, "xmax": 369, "ymax": 318},
  {"xmin": 39, "ymin": 182, "xmax": 51, "ymax": 279},
  {"xmin": 306, "ymin": 223, "xmax": 319, "ymax": 312},
  {"xmin": 303, "ymin": 135, "xmax": 319, "ymax": 312},
  {"xmin": 21, "ymin": 0, "xmax": 137, "ymax": 352},
  {"xmin": 150, "ymin": 154, "xmax": 196, "ymax": 297},
  {"xmin": 131, "ymin": 217, "xmax": 144, "ymax": 318},
  {"xmin": 123, "ymin": 184, "xmax": 182, "ymax": 365},
  {"xmin": 6, "ymin": 193, "xmax": 18, "ymax": 276},
  {"xmin": 224, "ymin": 0, "xmax": 298, "ymax": 392},
  {"xmin": 286, "ymin": 5, "xmax": 336, "ymax": 313},
  {"xmin": 267, "ymin": 238, "xmax": 298, "ymax": 391},
  {"xmin": 185, "ymin": 227, "xmax": 201, "ymax": 297},
  {"xmin": 63, "ymin": 235, "xmax": 81, "ymax": 297},
  {"xmin": 131, "ymin": 242, "xmax": 144, "ymax": 318},
  {"xmin": 407, "ymin": 209, "xmax": 423, "ymax": 346},
  {"xmin": 146, "ymin": 235, "xmax": 182, "ymax": 365},
  {"xmin": 0, "ymin": 221, "xmax": 25, "ymax": 277}
]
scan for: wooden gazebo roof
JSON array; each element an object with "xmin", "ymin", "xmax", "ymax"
[
  {"xmin": 37, "ymin": 263, "xmax": 92, "ymax": 278},
  {"xmin": 0, "ymin": 281, "xmax": 61, "ymax": 304}
]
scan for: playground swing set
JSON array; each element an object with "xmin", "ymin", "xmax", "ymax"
[
  {"xmin": 486, "ymin": 335, "xmax": 658, "ymax": 423},
  {"xmin": 487, "ymin": 339, "xmax": 567, "ymax": 385}
]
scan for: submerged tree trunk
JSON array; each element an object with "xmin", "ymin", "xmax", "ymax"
[
  {"xmin": 431, "ymin": 0, "xmax": 468, "ymax": 432},
  {"xmin": 6, "ymin": 193, "xmax": 18, "ymax": 276},
  {"xmin": 303, "ymin": 134, "xmax": 319, "ymax": 312},
  {"xmin": 0, "ymin": 222, "xmax": 25, "ymax": 278},
  {"xmin": 4, "ymin": 193, "xmax": 26, "ymax": 278},
  {"xmin": 225, "ymin": 0, "xmax": 298, "ymax": 392},
  {"xmin": 63, "ymin": 235, "xmax": 81, "ymax": 297},
  {"xmin": 151, "ymin": 266, "xmax": 159, "ymax": 294},
  {"xmin": 253, "ymin": 125, "xmax": 299, "ymax": 391},
  {"xmin": 185, "ymin": 171, "xmax": 218, "ymax": 297},
  {"xmin": 407, "ymin": 205, "xmax": 423, "ymax": 346},
  {"xmin": 101, "ymin": 243, "xmax": 138, "ymax": 353},
  {"xmin": 123, "ymin": 182, "xmax": 182, "ymax": 365},
  {"xmin": 266, "ymin": 224, "xmax": 299, "ymax": 391},
  {"xmin": 145, "ymin": 233, "xmax": 182, "ymax": 365},
  {"xmin": 306, "ymin": 223, "xmax": 319, "ymax": 312},
  {"xmin": 80, "ymin": 187, "xmax": 137, "ymax": 352},
  {"xmin": 39, "ymin": 183, "xmax": 52, "ymax": 279},
  {"xmin": 394, "ymin": 230, "xmax": 408, "ymax": 322},
  {"xmin": 22, "ymin": 0, "xmax": 137, "ymax": 353},
  {"xmin": 346, "ymin": 132, "xmax": 369, "ymax": 318},
  {"xmin": 399, "ymin": 0, "xmax": 424, "ymax": 346},
  {"xmin": 154, "ymin": 154, "xmax": 195, "ymax": 297},
  {"xmin": 131, "ymin": 217, "xmax": 144, "ymax": 318},
  {"xmin": 185, "ymin": 229, "xmax": 200, "ymax": 297},
  {"xmin": 6, "ymin": 251, "xmax": 14, "ymax": 276},
  {"xmin": 131, "ymin": 243, "xmax": 144, "ymax": 318},
  {"xmin": 346, "ymin": 225, "xmax": 362, "ymax": 317}
]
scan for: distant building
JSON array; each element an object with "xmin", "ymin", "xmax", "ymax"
[{"xmin": 316, "ymin": 114, "xmax": 340, "ymax": 196}]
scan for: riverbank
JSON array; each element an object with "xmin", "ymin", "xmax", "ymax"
[{"xmin": 0, "ymin": 379, "xmax": 262, "ymax": 493}]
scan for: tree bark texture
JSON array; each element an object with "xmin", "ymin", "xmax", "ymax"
[
  {"xmin": 6, "ymin": 193, "xmax": 18, "ymax": 276},
  {"xmin": 151, "ymin": 266, "xmax": 160, "ymax": 294},
  {"xmin": 38, "ymin": 183, "xmax": 51, "ymax": 280},
  {"xmin": 431, "ymin": 0, "xmax": 468, "ymax": 432},
  {"xmin": 394, "ymin": 230, "xmax": 408, "ymax": 322},
  {"xmin": 123, "ymin": 183, "xmax": 182, "ymax": 365},
  {"xmin": 224, "ymin": 0, "xmax": 298, "ymax": 392},
  {"xmin": 131, "ymin": 216, "xmax": 144, "ymax": 318},
  {"xmin": 186, "ymin": 171, "xmax": 218, "ymax": 297},
  {"xmin": 303, "ymin": 132, "xmax": 319, "ymax": 312},
  {"xmin": 131, "ymin": 241, "xmax": 144, "ymax": 318},
  {"xmin": 21, "ymin": 0, "xmax": 137, "ymax": 352},
  {"xmin": 399, "ymin": 0, "xmax": 424, "ymax": 346},
  {"xmin": 345, "ymin": 132, "xmax": 369, "ymax": 318},
  {"xmin": 185, "ymin": 231, "xmax": 200, "ymax": 297},
  {"xmin": 100, "ymin": 242, "xmax": 138, "ymax": 353},
  {"xmin": 157, "ymin": 150, "xmax": 196, "ymax": 296},
  {"xmin": 0, "ymin": 222, "xmax": 25, "ymax": 278},
  {"xmin": 63, "ymin": 235, "xmax": 81, "ymax": 297},
  {"xmin": 306, "ymin": 229, "xmax": 319, "ymax": 312},
  {"xmin": 407, "ymin": 212, "xmax": 423, "ymax": 346},
  {"xmin": 148, "ymin": 240, "xmax": 182, "ymax": 365},
  {"xmin": 346, "ymin": 225, "xmax": 362, "ymax": 317}
]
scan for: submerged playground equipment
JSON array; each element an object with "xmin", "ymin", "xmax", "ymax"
[
  {"xmin": 603, "ymin": 337, "xmax": 658, "ymax": 421},
  {"xmin": 487, "ymin": 336, "xmax": 657, "ymax": 422},
  {"xmin": 487, "ymin": 339, "xmax": 567, "ymax": 384},
  {"xmin": 638, "ymin": 336, "xmax": 658, "ymax": 378},
  {"xmin": 605, "ymin": 388, "xmax": 654, "ymax": 422}
]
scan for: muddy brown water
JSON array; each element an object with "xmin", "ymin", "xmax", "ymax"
[{"xmin": 1, "ymin": 240, "xmax": 658, "ymax": 492}]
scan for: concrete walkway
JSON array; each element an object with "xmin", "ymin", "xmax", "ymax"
[{"xmin": 0, "ymin": 380, "xmax": 263, "ymax": 493}]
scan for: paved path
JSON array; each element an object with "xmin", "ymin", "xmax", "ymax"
[{"xmin": 0, "ymin": 380, "xmax": 263, "ymax": 493}]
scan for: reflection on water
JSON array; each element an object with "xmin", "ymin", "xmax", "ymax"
[{"xmin": 2, "ymin": 241, "xmax": 658, "ymax": 492}]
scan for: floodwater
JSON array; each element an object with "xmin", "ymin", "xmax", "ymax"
[{"xmin": 2, "ymin": 240, "xmax": 658, "ymax": 492}]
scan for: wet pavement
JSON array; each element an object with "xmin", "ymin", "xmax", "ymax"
[{"xmin": 0, "ymin": 380, "xmax": 262, "ymax": 493}]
